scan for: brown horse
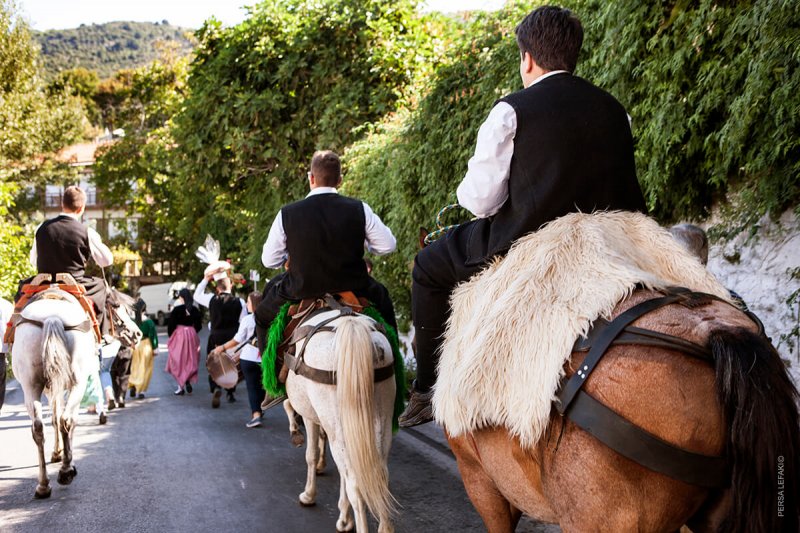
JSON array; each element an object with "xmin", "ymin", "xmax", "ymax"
[{"xmin": 446, "ymin": 289, "xmax": 799, "ymax": 532}]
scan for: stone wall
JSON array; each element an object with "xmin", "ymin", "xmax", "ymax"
[{"xmin": 706, "ymin": 209, "xmax": 800, "ymax": 384}]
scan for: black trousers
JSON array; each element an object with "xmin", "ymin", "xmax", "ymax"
[
  {"xmin": 16, "ymin": 275, "xmax": 109, "ymax": 336},
  {"xmin": 111, "ymin": 347, "xmax": 132, "ymax": 401},
  {"xmin": 207, "ymin": 329, "xmax": 237, "ymax": 394},
  {"xmin": 254, "ymin": 272, "xmax": 398, "ymax": 356},
  {"xmin": 412, "ymin": 221, "xmax": 489, "ymax": 391}
]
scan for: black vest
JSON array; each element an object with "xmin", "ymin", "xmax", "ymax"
[
  {"xmin": 466, "ymin": 73, "xmax": 645, "ymax": 265},
  {"xmin": 35, "ymin": 215, "xmax": 92, "ymax": 279},
  {"xmin": 281, "ymin": 193, "xmax": 369, "ymax": 299},
  {"xmin": 208, "ymin": 293, "xmax": 242, "ymax": 334}
]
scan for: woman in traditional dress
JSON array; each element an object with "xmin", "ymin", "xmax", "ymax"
[
  {"xmin": 166, "ymin": 288, "xmax": 202, "ymax": 395},
  {"xmin": 209, "ymin": 291, "xmax": 265, "ymax": 427},
  {"xmin": 129, "ymin": 299, "xmax": 158, "ymax": 399}
]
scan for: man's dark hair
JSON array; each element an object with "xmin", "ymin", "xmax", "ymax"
[
  {"xmin": 515, "ymin": 6, "xmax": 583, "ymax": 72},
  {"xmin": 62, "ymin": 185, "xmax": 87, "ymax": 212},
  {"xmin": 310, "ymin": 150, "xmax": 341, "ymax": 187}
]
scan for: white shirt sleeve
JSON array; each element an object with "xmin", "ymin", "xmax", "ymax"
[
  {"xmin": 239, "ymin": 298, "xmax": 248, "ymax": 322},
  {"xmin": 29, "ymin": 223, "xmax": 42, "ymax": 267},
  {"xmin": 88, "ymin": 227, "xmax": 114, "ymax": 267},
  {"xmin": 456, "ymin": 102, "xmax": 518, "ymax": 218},
  {"xmin": 193, "ymin": 278, "xmax": 212, "ymax": 308},
  {"xmin": 261, "ymin": 211, "xmax": 287, "ymax": 269},
  {"xmin": 232, "ymin": 314, "xmax": 253, "ymax": 345},
  {"xmin": 363, "ymin": 203, "xmax": 396, "ymax": 255}
]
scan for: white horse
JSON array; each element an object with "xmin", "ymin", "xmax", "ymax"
[
  {"xmin": 11, "ymin": 286, "xmax": 98, "ymax": 499},
  {"xmin": 286, "ymin": 310, "xmax": 396, "ymax": 533}
]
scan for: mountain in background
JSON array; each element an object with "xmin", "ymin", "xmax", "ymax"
[{"xmin": 34, "ymin": 21, "xmax": 194, "ymax": 80}]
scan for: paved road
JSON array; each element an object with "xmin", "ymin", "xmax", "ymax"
[{"xmin": 0, "ymin": 328, "xmax": 557, "ymax": 532}]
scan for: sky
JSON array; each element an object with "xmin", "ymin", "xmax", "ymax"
[{"xmin": 19, "ymin": 0, "xmax": 506, "ymax": 31}]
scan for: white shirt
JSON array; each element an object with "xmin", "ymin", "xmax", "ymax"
[
  {"xmin": 261, "ymin": 187, "xmax": 397, "ymax": 269},
  {"xmin": 231, "ymin": 314, "xmax": 260, "ymax": 363},
  {"xmin": 29, "ymin": 212, "xmax": 114, "ymax": 268},
  {"xmin": 0, "ymin": 297, "xmax": 13, "ymax": 346},
  {"xmin": 193, "ymin": 278, "xmax": 248, "ymax": 322},
  {"xmin": 456, "ymin": 70, "xmax": 570, "ymax": 218}
]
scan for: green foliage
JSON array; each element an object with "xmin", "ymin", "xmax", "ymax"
[
  {"xmin": 582, "ymin": 0, "xmax": 800, "ymax": 222},
  {"xmin": 170, "ymin": 0, "xmax": 442, "ymax": 283},
  {"xmin": 92, "ymin": 57, "xmax": 190, "ymax": 275},
  {"xmin": 0, "ymin": 0, "xmax": 84, "ymax": 298},
  {"xmin": 34, "ymin": 21, "xmax": 194, "ymax": 80}
]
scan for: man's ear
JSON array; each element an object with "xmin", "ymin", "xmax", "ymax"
[{"xmin": 521, "ymin": 51, "xmax": 535, "ymax": 75}]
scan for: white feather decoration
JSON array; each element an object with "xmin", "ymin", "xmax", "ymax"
[{"xmin": 195, "ymin": 235, "xmax": 221, "ymax": 264}]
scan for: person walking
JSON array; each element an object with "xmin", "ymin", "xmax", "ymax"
[
  {"xmin": 194, "ymin": 272, "xmax": 246, "ymax": 407},
  {"xmin": 210, "ymin": 291, "xmax": 266, "ymax": 427},
  {"xmin": 166, "ymin": 288, "xmax": 202, "ymax": 395},
  {"xmin": 129, "ymin": 299, "xmax": 158, "ymax": 399}
]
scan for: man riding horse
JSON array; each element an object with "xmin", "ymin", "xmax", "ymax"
[
  {"xmin": 254, "ymin": 150, "xmax": 398, "ymax": 407},
  {"xmin": 399, "ymin": 5, "xmax": 647, "ymax": 427},
  {"xmin": 2, "ymin": 186, "xmax": 114, "ymax": 358}
]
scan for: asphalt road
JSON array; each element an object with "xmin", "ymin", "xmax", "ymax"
[{"xmin": 0, "ymin": 328, "xmax": 557, "ymax": 532}]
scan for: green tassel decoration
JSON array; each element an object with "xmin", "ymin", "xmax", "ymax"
[
  {"xmin": 361, "ymin": 306, "xmax": 407, "ymax": 433},
  {"xmin": 261, "ymin": 302, "xmax": 291, "ymax": 397}
]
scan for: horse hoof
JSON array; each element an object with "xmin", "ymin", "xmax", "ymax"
[
  {"xmin": 57, "ymin": 466, "xmax": 77, "ymax": 485},
  {"xmin": 50, "ymin": 453, "xmax": 61, "ymax": 463},
  {"xmin": 336, "ymin": 519, "xmax": 354, "ymax": 532},
  {"xmin": 34, "ymin": 486, "xmax": 51, "ymax": 499},
  {"xmin": 291, "ymin": 432, "xmax": 305, "ymax": 447},
  {"xmin": 298, "ymin": 493, "xmax": 316, "ymax": 507}
]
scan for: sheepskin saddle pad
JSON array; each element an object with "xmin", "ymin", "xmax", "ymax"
[{"xmin": 432, "ymin": 210, "xmax": 732, "ymax": 450}]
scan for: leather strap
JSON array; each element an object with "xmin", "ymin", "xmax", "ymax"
[
  {"xmin": 284, "ymin": 352, "xmax": 394, "ymax": 385},
  {"xmin": 573, "ymin": 320, "xmax": 712, "ymax": 362},
  {"xmin": 16, "ymin": 317, "xmax": 93, "ymax": 334},
  {"xmin": 567, "ymin": 390, "xmax": 729, "ymax": 488},
  {"xmin": 557, "ymin": 289, "xmax": 701, "ymax": 415}
]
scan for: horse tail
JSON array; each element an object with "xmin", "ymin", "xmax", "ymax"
[
  {"xmin": 335, "ymin": 315, "xmax": 395, "ymax": 521},
  {"xmin": 710, "ymin": 327, "xmax": 800, "ymax": 532},
  {"xmin": 42, "ymin": 317, "xmax": 76, "ymax": 395}
]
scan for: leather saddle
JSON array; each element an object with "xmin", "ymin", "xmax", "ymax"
[
  {"xmin": 275, "ymin": 291, "xmax": 371, "ymax": 384},
  {"xmin": 4, "ymin": 273, "xmax": 102, "ymax": 346}
]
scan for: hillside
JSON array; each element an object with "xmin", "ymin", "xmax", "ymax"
[{"xmin": 34, "ymin": 21, "xmax": 194, "ymax": 80}]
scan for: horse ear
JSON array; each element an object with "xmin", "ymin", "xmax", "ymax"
[{"xmin": 418, "ymin": 227, "xmax": 429, "ymax": 250}]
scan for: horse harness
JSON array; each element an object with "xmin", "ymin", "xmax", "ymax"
[
  {"xmin": 281, "ymin": 294, "xmax": 394, "ymax": 386},
  {"xmin": 555, "ymin": 286, "xmax": 765, "ymax": 489}
]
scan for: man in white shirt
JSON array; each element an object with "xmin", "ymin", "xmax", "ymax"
[
  {"xmin": 11, "ymin": 186, "xmax": 114, "ymax": 337},
  {"xmin": 399, "ymin": 6, "xmax": 646, "ymax": 427},
  {"xmin": 254, "ymin": 151, "xmax": 398, "ymax": 391}
]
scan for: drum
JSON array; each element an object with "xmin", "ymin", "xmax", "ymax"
[{"xmin": 206, "ymin": 350, "xmax": 242, "ymax": 389}]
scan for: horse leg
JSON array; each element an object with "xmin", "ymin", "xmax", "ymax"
[
  {"xmin": 283, "ymin": 399, "xmax": 305, "ymax": 447},
  {"xmin": 316, "ymin": 428, "xmax": 327, "ymax": 474},
  {"xmin": 298, "ymin": 420, "xmax": 320, "ymax": 506},
  {"xmin": 57, "ymin": 373, "xmax": 86, "ymax": 486},
  {"xmin": 449, "ymin": 434, "xmax": 519, "ymax": 533},
  {"xmin": 48, "ymin": 392, "xmax": 62, "ymax": 463},
  {"xmin": 336, "ymin": 471, "xmax": 354, "ymax": 532},
  {"xmin": 27, "ymin": 395, "xmax": 51, "ymax": 499}
]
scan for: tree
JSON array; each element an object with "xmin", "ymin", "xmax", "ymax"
[{"xmin": 0, "ymin": 0, "xmax": 85, "ymax": 298}]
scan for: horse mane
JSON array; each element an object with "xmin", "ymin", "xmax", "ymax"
[{"xmin": 434, "ymin": 211, "xmax": 733, "ymax": 449}]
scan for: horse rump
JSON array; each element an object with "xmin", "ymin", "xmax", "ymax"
[
  {"xmin": 41, "ymin": 317, "xmax": 76, "ymax": 394},
  {"xmin": 709, "ymin": 327, "xmax": 799, "ymax": 533}
]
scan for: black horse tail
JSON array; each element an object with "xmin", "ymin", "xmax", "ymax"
[{"xmin": 710, "ymin": 327, "xmax": 799, "ymax": 532}]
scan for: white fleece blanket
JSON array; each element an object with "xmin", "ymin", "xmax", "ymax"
[{"xmin": 433, "ymin": 211, "xmax": 731, "ymax": 449}]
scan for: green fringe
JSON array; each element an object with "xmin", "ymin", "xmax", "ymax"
[
  {"xmin": 260, "ymin": 303, "xmax": 406, "ymax": 432},
  {"xmin": 261, "ymin": 302, "xmax": 291, "ymax": 397},
  {"xmin": 361, "ymin": 307, "xmax": 406, "ymax": 433}
]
